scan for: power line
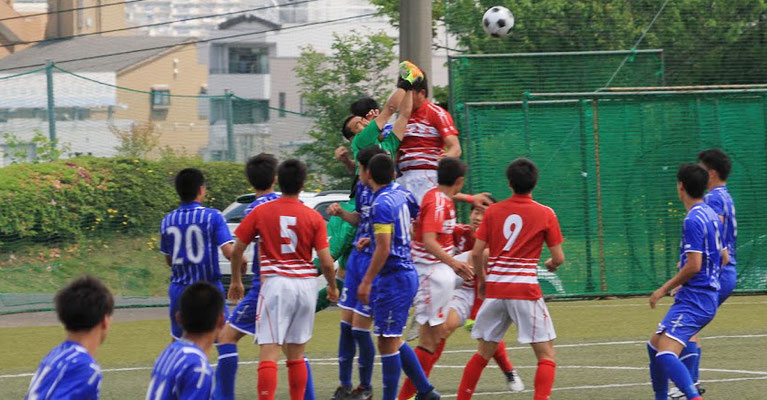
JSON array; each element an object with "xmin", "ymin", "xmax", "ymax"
[
  {"xmin": 0, "ymin": 12, "xmax": 378, "ymax": 72},
  {"xmin": 2, "ymin": 0, "xmax": 320, "ymax": 48},
  {"xmin": 0, "ymin": 0, "xmax": 146, "ymax": 22}
]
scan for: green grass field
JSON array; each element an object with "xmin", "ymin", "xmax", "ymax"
[{"xmin": 1, "ymin": 296, "xmax": 766, "ymax": 399}]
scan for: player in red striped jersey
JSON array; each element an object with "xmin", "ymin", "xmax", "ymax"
[
  {"xmin": 456, "ymin": 158, "xmax": 565, "ymax": 400},
  {"xmin": 230, "ymin": 160, "xmax": 339, "ymax": 400}
]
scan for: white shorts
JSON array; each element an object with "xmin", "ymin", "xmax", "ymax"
[
  {"xmin": 255, "ymin": 276, "xmax": 317, "ymax": 345},
  {"xmin": 447, "ymin": 285, "xmax": 474, "ymax": 326},
  {"xmin": 396, "ymin": 169, "xmax": 438, "ymax": 205},
  {"xmin": 413, "ymin": 262, "xmax": 458, "ymax": 326},
  {"xmin": 471, "ymin": 298, "xmax": 556, "ymax": 344}
]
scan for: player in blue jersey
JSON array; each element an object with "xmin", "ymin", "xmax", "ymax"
[
  {"xmin": 356, "ymin": 153, "xmax": 440, "ymax": 400},
  {"xmin": 26, "ymin": 276, "xmax": 114, "ymax": 400},
  {"xmin": 160, "ymin": 168, "xmax": 242, "ymax": 340},
  {"xmin": 327, "ymin": 146, "xmax": 388, "ymax": 400},
  {"xmin": 146, "ymin": 282, "xmax": 225, "ymax": 400},
  {"xmin": 647, "ymin": 164, "xmax": 726, "ymax": 400},
  {"xmin": 667, "ymin": 149, "xmax": 739, "ymax": 399}
]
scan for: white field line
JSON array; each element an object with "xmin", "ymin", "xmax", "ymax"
[
  {"xmin": 440, "ymin": 376, "xmax": 767, "ymax": 398},
  {"xmin": 2, "ymin": 333, "xmax": 766, "ymax": 380},
  {"xmin": 551, "ymin": 301, "xmax": 767, "ymax": 308}
]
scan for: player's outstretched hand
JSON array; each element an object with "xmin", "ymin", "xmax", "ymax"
[
  {"xmin": 451, "ymin": 260, "xmax": 474, "ymax": 281},
  {"xmin": 365, "ymin": 108, "xmax": 380, "ymax": 121},
  {"xmin": 327, "ymin": 203, "xmax": 343, "ymax": 217},
  {"xmin": 356, "ymin": 237, "xmax": 371, "ymax": 252},
  {"xmin": 649, "ymin": 288, "xmax": 665, "ymax": 309},
  {"xmin": 326, "ymin": 286, "xmax": 340, "ymax": 303},
  {"xmin": 544, "ymin": 258, "xmax": 558, "ymax": 272},
  {"xmin": 670, "ymin": 285, "xmax": 681, "ymax": 297},
  {"xmin": 473, "ymin": 192, "xmax": 494, "ymax": 210},
  {"xmin": 228, "ymin": 281, "xmax": 244, "ymax": 303},
  {"xmin": 358, "ymin": 280, "xmax": 372, "ymax": 305}
]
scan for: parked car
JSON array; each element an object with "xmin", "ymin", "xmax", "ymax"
[{"xmin": 218, "ymin": 190, "xmax": 350, "ymax": 291}]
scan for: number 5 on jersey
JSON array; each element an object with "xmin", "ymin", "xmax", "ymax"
[{"xmin": 280, "ymin": 216, "xmax": 298, "ymax": 254}]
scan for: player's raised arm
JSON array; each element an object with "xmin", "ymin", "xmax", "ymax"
[{"xmin": 391, "ymin": 89, "xmax": 414, "ymax": 141}]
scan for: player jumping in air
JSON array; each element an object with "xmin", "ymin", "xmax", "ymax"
[
  {"xmin": 26, "ymin": 276, "xmax": 114, "ymax": 400},
  {"xmin": 456, "ymin": 158, "xmax": 565, "ymax": 400},
  {"xmin": 146, "ymin": 282, "xmax": 224, "ymax": 399},
  {"xmin": 230, "ymin": 159, "xmax": 339, "ymax": 400},
  {"xmin": 647, "ymin": 164, "xmax": 727, "ymax": 400},
  {"xmin": 217, "ymin": 154, "xmax": 316, "ymax": 400},
  {"xmin": 357, "ymin": 153, "xmax": 441, "ymax": 400},
  {"xmin": 160, "ymin": 168, "xmax": 241, "ymax": 341}
]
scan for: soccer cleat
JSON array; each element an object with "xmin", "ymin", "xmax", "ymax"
[
  {"xmin": 504, "ymin": 369, "xmax": 525, "ymax": 392},
  {"xmin": 414, "ymin": 388, "xmax": 441, "ymax": 400},
  {"xmin": 696, "ymin": 382, "xmax": 706, "ymax": 395},
  {"xmin": 405, "ymin": 314, "xmax": 420, "ymax": 341},
  {"xmin": 330, "ymin": 385, "xmax": 353, "ymax": 400},
  {"xmin": 399, "ymin": 61, "xmax": 424, "ymax": 85},
  {"xmin": 463, "ymin": 318, "xmax": 475, "ymax": 332},
  {"xmin": 348, "ymin": 386, "xmax": 373, "ymax": 400}
]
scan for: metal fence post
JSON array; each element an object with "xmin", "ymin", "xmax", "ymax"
[
  {"xmin": 224, "ymin": 89, "xmax": 235, "ymax": 161},
  {"xmin": 592, "ymin": 98, "xmax": 607, "ymax": 293},
  {"xmin": 45, "ymin": 59, "xmax": 56, "ymax": 147},
  {"xmin": 579, "ymin": 99, "xmax": 595, "ymax": 292}
]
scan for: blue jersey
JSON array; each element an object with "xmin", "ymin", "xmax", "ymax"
[
  {"xmin": 704, "ymin": 185, "xmax": 737, "ymax": 266},
  {"xmin": 26, "ymin": 341, "xmax": 101, "ymax": 400},
  {"xmin": 354, "ymin": 181, "xmax": 375, "ymax": 255},
  {"xmin": 370, "ymin": 182, "xmax": 420, "ymax": 274},
  {"xmin": 160, "ymin": 202, "xmax": 233, "ymax": 285},
  {"xmin": 679, "ymin": 203, "xmax": 723, "ymax": 291},
  {"xmin": 244, "ymin": 192, "xmax": 281, "ymax": 279},
  {"xmin": 146, "ymin": 339, "xmax": 214, "ymax": 400}
]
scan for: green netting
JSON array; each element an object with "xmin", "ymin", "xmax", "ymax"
[{"xmin": 461, "ymin": 92, "xmax": 767, "ymax": 297}]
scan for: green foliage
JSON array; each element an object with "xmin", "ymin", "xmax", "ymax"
[
  {"xmin": 2, "ymin": 130, "xmax": 70, "ymax": 163},
  {"xmin": 0, "ymin": 156, "xmax": 249, "ymax": 247},
  {"xmin": 295, "ymin": 31, "xmax": 397, "ymax": 188},
  {"xmin": 372, "ymin": 0, "xmax": 767, "ymax": 85},
  {"xmin": 110, "ymin": 122, "xmax": 161, "ymax": 159}
]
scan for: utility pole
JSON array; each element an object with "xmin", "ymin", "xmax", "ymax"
[
  {"xmin": 224, "ymin": 89, "xmax": 235, "ymax": 161},
  {"xmin": 399, "ymin": 0, "xmax": 432, "ymax": 97},
  {"xmin": 45, "ymin": 59, "xmax": 57, "ymax": 146}
]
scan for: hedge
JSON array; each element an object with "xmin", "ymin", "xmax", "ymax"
[{"xmin": 0, "ymin": 157, "xmax": 251, "ymax": 247}]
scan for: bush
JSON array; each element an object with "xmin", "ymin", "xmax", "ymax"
[{"xmin": 0, "ymin": 156, "xmax": 250, "ymax": 247}]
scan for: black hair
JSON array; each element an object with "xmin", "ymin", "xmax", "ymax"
[
  {"xmin": 278, "ymin": 159, "xmax": 308, "ymax": 195},
  {"xmin": 471, "ymin": 194, "xmax": 497, "ymax": 211},
  {"xmin": 698, "ymin": 149, "xmax": 732, "ymax": 181},
  {"xmin": 179, "ymin": 282, "xmax": 224, "ymax": 334},
  {"xmin": 357, "ymin": 145, "xmax": 387, "ymax": 169},
  {"xmin": 437, "ymin": 157, "xmax": 466, "ymax": 186},
  {"xmin": 506, "ymin": 158, "xmax": 539, "ymax": 194},
  {"xmin": 677, "ymin": 163, "xmax": 708, "ymax": 199},
  {"xmin": 350, "ymin": 97, "xmax": 379, "ymax": 117},
  {"xmin": 412, "ymin": 72, "xmax": 428, "ymax": 97},
  {"xmin": 368, "ymin": 154, "xmax": 395, "ymax": 185},
  {"xmin": 341, "ymin": 115, "xmax": 356, "ymax": 141},
  {"xmin": 175, "ymin": 168, "xmax": 205, "ymax": 203},
  {"xmin": 55, "ymin": 276, "xmax": 114, "ymax": 332},
  {"xmin": 245, "ymin": 153, "xmax": 278, "ymax": 191}
]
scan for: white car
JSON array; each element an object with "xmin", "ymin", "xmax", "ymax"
[{"xmin": 218, "ymin": 190, "xmax": 350, "ymax": 290}]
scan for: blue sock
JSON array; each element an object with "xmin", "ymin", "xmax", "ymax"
[
  {"xmin": 647, "ymin": 342, "xmax": 667, "ymax": 400},
  {"xmin": 680, "ymin": 341, "xmax": 699, "ymax": 383},
  {"xmin": 304, "ymin": 357, "xmax": 315, "ymax": 400},
  {"xmin": 338, "ymin": 321, "xmax": 355, "ymax": 388},
  {"xmin": 214, "ymin": 343, "xmax": 238, "ymax": 400},
  {"xmin": 352, "ymin": 328, "xmax": 375, "ymax": 389},
  {"xmin": 380, "ymin": 352, "xmax": 401, "ymax": 400},
  {"xmin": 693, "ymin": 347, "xmax": 701, "ymax": 383},
  {"xmin": 657, "ymin": 351, "xmax": 700, "ymax": 398},
  {"xmin": 399, "ymin": 342, "xmax": 432, "ymax": 394}
]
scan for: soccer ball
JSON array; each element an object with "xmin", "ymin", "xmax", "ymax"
[{"xmin": 482, "ymin": 6, "xmax": 514, "ymax": 38}]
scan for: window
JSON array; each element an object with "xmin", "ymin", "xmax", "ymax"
[
  {"xmin": 278, "ymin": 92, "xmax": 286, "ymax": 117},
  {"xmin": 228, "ymin": 47, "xmax": 268, "ymax": 74},
  {"xmin": 151, "ymin": 89, "xmax": 171, "ymax": 109},
  {"xmin": 210, "ymin": 99, "xmax": 269, "ymax": 125}
]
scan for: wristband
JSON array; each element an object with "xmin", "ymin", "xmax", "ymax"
[{"xmin": 465, "ymin": 194, "xmax": 475, "ymax": 204}]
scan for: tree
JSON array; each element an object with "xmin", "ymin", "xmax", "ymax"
[
  {"xmin": 110, "ymin": 122, "xmax": 161, "ymax": 159},
  {"xmin": 294, "ymin": 31, "xmax": 396, "ymax": 189}
]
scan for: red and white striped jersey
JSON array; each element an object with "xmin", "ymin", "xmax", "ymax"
[
  {"xmin": 398, "ymin": 100, "xmax": 459, "ymax": 172},
  {"xmin": 475, "ymin": 194, "xmax": 563, "ymax": 300},
  {"xmin": 234, "ymin": 197, "xmax": 328, "ymax": 279},
  {"xmin": 412, "ymin": 188, "xmax": 456, "ymax": 264},
  {"xmin": 452, "ymin": 223, "xmax": 475, "ymax": 254}
]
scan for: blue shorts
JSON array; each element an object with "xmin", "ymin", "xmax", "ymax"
[
  {"xmin": 718, "ymin": 265, "xmax": 737, "ymax": 306},
  {"xmin": 656, "ymin": 287, "xmax": 717, "ymax": 346},
  {"xmin": 226, "ymin": 282, "xmax": 261, "ymax": 335},
  {"xmin": 371, "ymin": 268, "xmax": 418, "ymax": 337},
  {"xmin": 338, "ymin": 250, "xmax": 373, "ymax": 317},
  {"xmin": 169, "ymin": 281, "xmax": 229, "ymax": 339}
]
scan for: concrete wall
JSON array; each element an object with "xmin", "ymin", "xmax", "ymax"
[{"xmin": 45, "ymin": 0, "xmax": 125, "ymax": 39}]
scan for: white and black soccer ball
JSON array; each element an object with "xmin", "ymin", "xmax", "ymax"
[{"xmin": 482, "ymin": 6, "xmax": 515, "ymax": 38}]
